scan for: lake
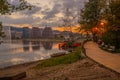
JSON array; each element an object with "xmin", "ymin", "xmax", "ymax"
[{"xmin": 0, "ymin": 40, "xmax": 66, "ymax": 68}]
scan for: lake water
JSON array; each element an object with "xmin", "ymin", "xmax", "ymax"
[{"xmin": 0, "ymin": 40, "xmax": 66, "ymax": 68}]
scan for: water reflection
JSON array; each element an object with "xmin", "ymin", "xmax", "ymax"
[
  {"xmin": 31, "ymin": 41, "xmax": 40, "ymax": 51},
  {"xmin": 42, "ymin": 41, "xmax": 53, "ymax": 50},
  {"xmin": 0, "ymin": 40, "xmax": 66, "ymax": 68},
  {"xmin": 22, "ymin": 41, "xmax": 30, "ymax": 52}
]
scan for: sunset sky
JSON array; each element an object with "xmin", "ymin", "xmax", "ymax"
[{"xmin": 0, "ymin": 0, "xmax": 87, "ymax": 29}]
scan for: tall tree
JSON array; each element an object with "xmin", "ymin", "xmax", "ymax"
[
  {"xmin": 108, "ymin": 0, "xmax": 120, "ymax": 31},
  {"xmin": 79, "ymin": 0, "xmax": 101, "ymax": 33},
  {"xmin": 102, "ymin": 0, "xmax": 120, "ymax": 49}
]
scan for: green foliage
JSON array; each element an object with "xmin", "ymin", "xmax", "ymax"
[
  {"xmin": 35, "ymin": 47, "xmax": 82, "ymax": 68},
  {"xmin": 109, "ymin": 1, "xmax": 120, "ymax": 31},
  {"xmin": 102, "ymin": 31, "xmax": 115, "ymax": 45},
  {"xmin": 102, "ymin": 0, "xmax": 120, "ymax": 49},
  {"xmin": 0, "ymin": 22, "xmax": 5, "ymax": 38},
  {"xmin": 0, "ymin": 0, "xmax": 33, "ymax": 15},
  {"xmin": 110, "ymin": 0, "xmax": 120, "ymax": 18},
  {"xmin": 79, "ymin": 0, "xmax": 101, "ymax": 32},
  {"xmin": 0, "ymin": 0, "xmax": 10, "ymax": 15},
  {"xmin": 101, "ymin": 28, "xmax": 120, "ymax": 49},
  {"xmin": 116, "ymin": 48, "xmax": 120, "ymax": 53}
]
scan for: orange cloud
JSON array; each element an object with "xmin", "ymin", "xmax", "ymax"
[
  {"xmin": 52, "ymin": 25, "xmax": 80, "ymax": 33},
  {"xmin": 52, "ymin": 27, "xmax": 64, "ymax": 32}
]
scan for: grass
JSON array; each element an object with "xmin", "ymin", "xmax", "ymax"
[{"xmin": 35, "ymin": 47, "xmax": 82, "ymax": 69}]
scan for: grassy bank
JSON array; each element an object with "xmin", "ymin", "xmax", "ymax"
[{"xmin": 35, "ymin": 47, "xmax": 82, "ymax": 69}]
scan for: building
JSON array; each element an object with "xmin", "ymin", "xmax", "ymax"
[
  {"xmin": 11, "ymin": 27, "xmax": 23, "ymax": 39},
  {"xmin": 42, "ymin": 27, "xmax": 53, "ymax": 38},
  {"xmin": 11, "ymin": 31, "xmax": 22, "ymax": 39},
  {"xmin": 22, "ymin": 27, "xmax": 31, "ymax": 39},
  {"xmin": 61, "ymin": 31, "xmax": 71, "ymax": 39},
  {"xmin": 2, "ymin": 26, "xmax": 23, "ymax": 40},
  {"xmin": 53, "ymin": 30, "xmax": 61, "ymax": 35},
  {"xmin": 31, "ymin": 27, "xmax": 41, "ymax": 39},
  {"xmin": 52, "ymin": 30, "xmax": 61, "ymax": 38},
  {"xmin": 2, "ymin": 26, "xmax": 11, "ymax": 41}
]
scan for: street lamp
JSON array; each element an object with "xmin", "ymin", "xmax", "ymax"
[{"xmin": 100, "ymin": 22, "xmax": 104, "ymax": 26}]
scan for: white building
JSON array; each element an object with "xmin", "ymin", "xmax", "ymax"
[{"xmin": 2, "ymin": 26, "xmax": 11, "ymax": 42}]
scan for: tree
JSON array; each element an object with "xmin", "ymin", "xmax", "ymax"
[
  {"xmin": 0, "ymin": 0, "xmax": 33, "ymax": 38},
  {"xmin": 0, "ymin": 22, "xmax": 5, "ymax": 39},
  {"xmin": 107, "ymin": 0, "xmax": 120, "ymax": 31},
  {"xmin": 0, "ymin": 0, "xmax": 33, "ymax": 15},
  {"xmin": 79, "ymin": 0, "xmax": 101, "ymax": 33},
  {"xmin": 102, "ymin": 0, "xmax": 120, "ymax": 49}
]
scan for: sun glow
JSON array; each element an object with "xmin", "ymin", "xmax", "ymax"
[{"xmin": 52, "ymin": 25, "xmax": 80, "ymax": 33}]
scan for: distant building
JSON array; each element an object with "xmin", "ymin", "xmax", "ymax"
[
  {"xmin": 2, "ymin": 26, "xmax": 23, "ymax": 40},
  {"xmin": 61, "ymin": 31, "xmax": 71, "ymax": 39},
  {"xmin": 42, "ymin": 27, "xmax": 53, "ymax": 38},
  {"xmin": 22, "ymin": 27, "xmax": 31, "ymax": 39},
  {"xmin": 2, "ymin": 26, "xmax": 11, "ymax": 41},
  {"xmin": 31, "ymin": 27, "xmax": 41, "ymax": 39},
  {"xmin": 53, "ymin": 30, "xmax": 61, "ymax": 35},
  {"xmin": 53, "ymin": 30, "xmax": 61, "ymax": 38},
  {"xmin": 39, "ymin": 28, "xmax": 43, "ymax": 37},
  {"xmin": 16, "ymin": 32, "xmax": 22, "ymax": 39},
  {"xmin": 11, "ymin": 27, "xmax": 23, "ymax": 39}
]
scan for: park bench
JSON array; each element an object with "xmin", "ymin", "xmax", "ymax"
[{"xmin": 108, "ymin": 46, "xmax": 115, "ymax": 52}]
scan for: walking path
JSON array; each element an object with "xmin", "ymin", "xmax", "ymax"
[{"xmin": 84, "ymin": 41, "xmax": 120, "ymax": 73}]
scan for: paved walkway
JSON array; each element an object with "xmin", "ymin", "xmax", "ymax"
[{"xmin": 84, "ymin": 41, "xmax": 120, "ymax": 73}]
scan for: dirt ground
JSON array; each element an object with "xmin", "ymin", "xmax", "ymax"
[
  {"xmin": 0, "ymin": 58, "xmax": 120, "ymax": 80},
  {"xmin": 23, "ymin": 58, "xmax": 120, "ymax": 80}
]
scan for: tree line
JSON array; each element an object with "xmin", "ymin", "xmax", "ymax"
[{"xmin": 79, "ymin": 0, "xmax": 120, "ymax": 49}]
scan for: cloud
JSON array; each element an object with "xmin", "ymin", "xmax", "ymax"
[
  {"xmin": 39, "ymin": 0, "xmax": 88, "ymax": 27},
  {"xmin": 62, "ymin": 0, "xmax": 76, "ymax": 9},
  {"xmin": 1, "ymin": 0, "xmax": 88, "ymax": 27},
  {"xmin": 7, "ymin": 0, "xmax": 20, "ymax": 5},
  {"xmin": 0, "ymin": 14, "xmax": 40, "ymax": 25},
  {"xmin": 39, "ymin": 19, "xmax": 62, "ymax": 27},
  {"xmin": 43, "ymin": 3, "xmax": 62, "ymax": 20},
  {"xmin": 20, "ymin": 7, "xmax": 41, "ymax": 16}
]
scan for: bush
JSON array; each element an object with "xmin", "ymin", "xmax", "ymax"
[
  {"xmin": 102, "ymin": 31, "xmax": 114, "ymax": 45},
  {"xmin": 102, "ymin": 30, "xmax": 120, "ymax": 49}
]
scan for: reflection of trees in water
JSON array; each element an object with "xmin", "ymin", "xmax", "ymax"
[
  {"xmin": 42, "ymin": 41, "xmax": 53, "ymax": 50},
  {"xmin": 22, "ymin": 41, "xmax": 30, "ymax": 52},
  {"xmin": 31, "ymin": 41, "xmax": 40, "ymax": 51}
]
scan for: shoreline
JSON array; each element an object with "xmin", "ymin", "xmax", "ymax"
[
  {"xmin": 0, "ymin": 58, "xmax": 120, "ymax": 80},
  {"xmin": 0, "ymin": 59, "xmax": 42, "ymax": 77},
  {"xmin": 10, "ymin": 39, "xmax": 64, "ymax": 42},
  {"xmin": 0, "ymin": 60, "xmax": 42, "ymax": 70}
]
